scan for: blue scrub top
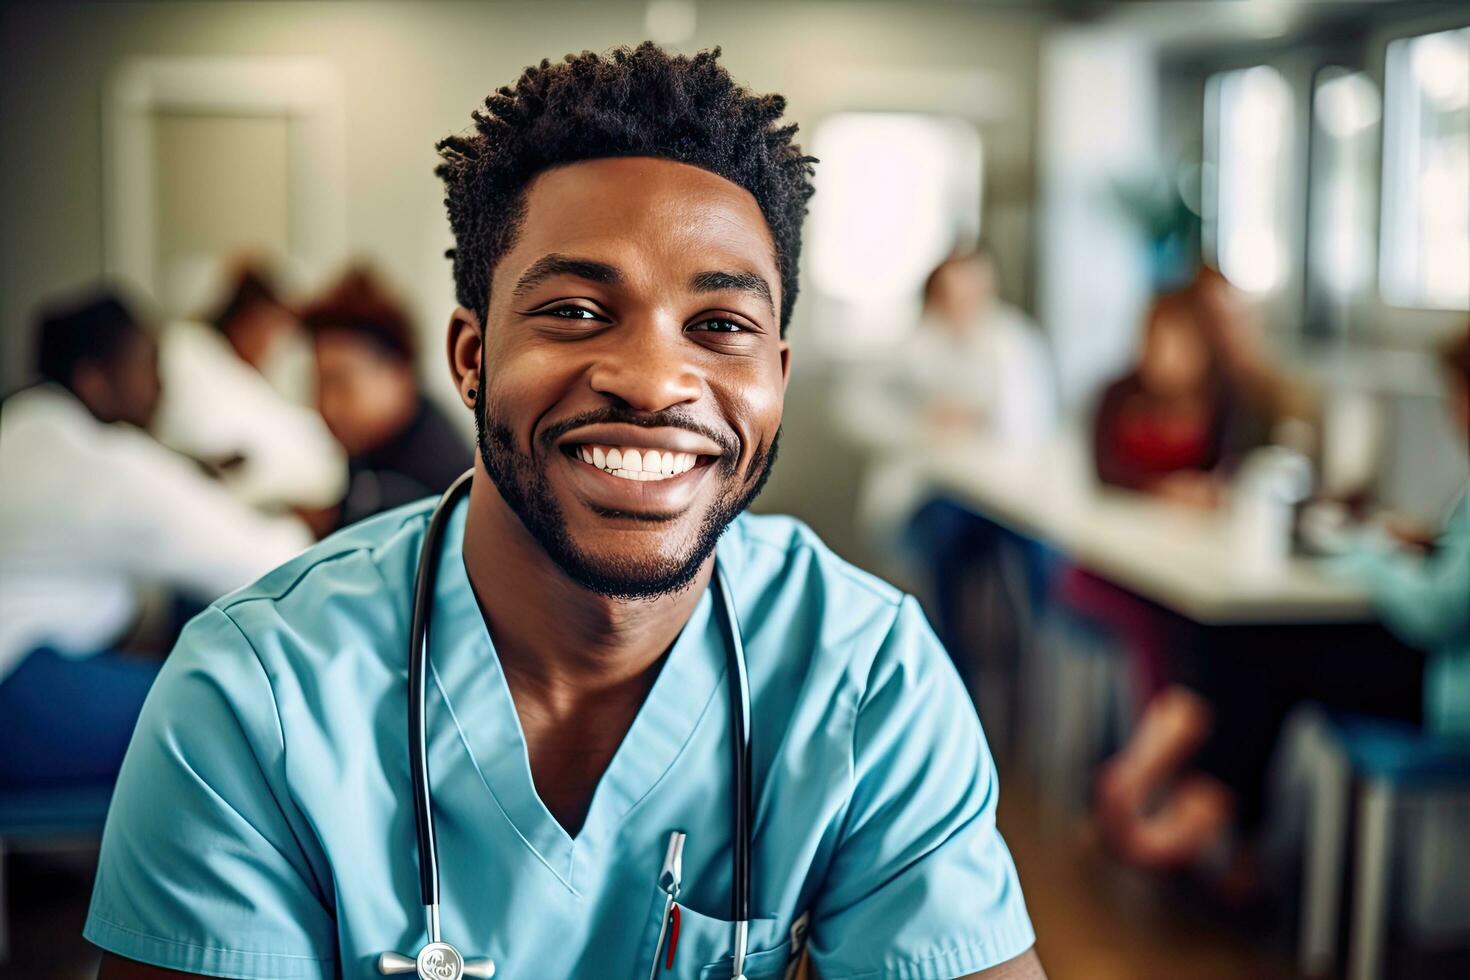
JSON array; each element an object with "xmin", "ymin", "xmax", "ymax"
[{"xmin": 86, "ymin": 499, "xmax": 1034, "ymax": 979}]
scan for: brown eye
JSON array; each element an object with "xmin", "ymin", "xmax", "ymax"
[
  {"xmin": 546, "ymin": 306, "xmax": 601, "ymax": 320},
  {"xmin": 690, "ymin": 318, "xmax": 745, "ymax": 333}
]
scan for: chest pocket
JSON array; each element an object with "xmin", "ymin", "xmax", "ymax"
[{"xmin": 639, "ymin": 883, "xmax": 790, "ymax": 980}]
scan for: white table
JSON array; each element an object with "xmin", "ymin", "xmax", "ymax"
[{"xmin": 917, "ymin": 433, "xmax": 1374, "ymax": 626}]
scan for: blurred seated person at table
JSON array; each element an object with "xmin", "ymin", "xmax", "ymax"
[
  {"xmin": 1083, "ymin": 271, "xmax": 1331, "ymax": 875},
  {"xmin": 906, "ymin": 245, "xmax": 1057, "ymax": 440},
  {"xmin": 1091, "ymin": 329, "xmax": 1470, "ymax": 884},
  {"xmin": 1074, "ymin": 278, "xmax": 1273, "ymax": 699},
  {"xmin": 1328, "ymin": 324, "xmax": 1470, "ymax": 736},
  {"xmin": 845, "ymin": 245, "xmax": 1057, "ymax": 548},
  {"xmin": 847, "ymin": 248, "xmax": 1056, "ymax": 697},
  {"xmin": 0, "ymin": 290, "xmax": 312, "ymax": 789},
  {"xmin": 202, "ymin": 258, "xmax": 317, "ymax": 405},
  {"xmin": 300, "ymin": 266, "xmax": 471, "ymax": 531},
  {"xmin": 151, "ymin": 264, "xmax": 346, "ymax": 511},
  {"xmin": 1093, "ymin": 268, "xmax": 1315, "ymax": 508}
]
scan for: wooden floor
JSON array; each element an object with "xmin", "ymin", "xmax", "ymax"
[{"xmin": 996, "ymin": 771, "xmax": 1300, "ymax": 980}]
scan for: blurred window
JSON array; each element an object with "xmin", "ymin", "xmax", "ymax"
[
  {"xmin": 1309, "ymin": 68, "xmax": 1381, "ymax": 302},
  {"xmin": 1204, "ymin": 65, "xmax": 1295, "ymax": 294},
  {"xmin": 807, "ymin": 113, "xmax": 981, "ymax": 353},
  {"xmin": 1380, "ymin": 26, "xmax": 1470, "ymax": 311}
]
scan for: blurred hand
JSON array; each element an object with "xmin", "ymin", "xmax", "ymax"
[
  {"xmin": 1373, "ymin": 512, "xmax": 1435, "ymax": 552},
  {"xmin": 1153, "ymin": 471, "xmax": 1223, "ymax": 510}
]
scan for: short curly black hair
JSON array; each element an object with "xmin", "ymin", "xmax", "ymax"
[{"xmin": 436, "ymin": 42, "xmax": 816, "ymax": 335}]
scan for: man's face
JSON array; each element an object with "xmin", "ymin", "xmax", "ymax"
[{"xmin": 473, "ymin": 156, "xmax": 790, "ymax": 599}]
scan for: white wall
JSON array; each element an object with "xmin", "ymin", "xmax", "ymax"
[{"xmin": 1035, "ymin": 25, "xmax": 1159, "ymax": 414}]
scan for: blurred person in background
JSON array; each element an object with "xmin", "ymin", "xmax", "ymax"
[
  {"xmin": 1087, "ymin": 278, "xmax": 1443, "ymax": 890},
  {"xmin": 1151, "ymin": 323, "xmax": 1470, "ymax": 902},
  {"xmin": 202, "ymin": 259, "xmax": 318, "ymax": 405},
  {"xmin": 300, "ymin": 264, "xmax": 470, "ymax": 532},
  {"xmin": 1092, "ymin": 265, "xmax": 1317, "ymax": 507},
  {"xmin": 1076, "ymin": 272, "xmax": 1311, "ymax": 706},
  {"xmin": 893, "ymin": 248, "xmax": 1058, "ymax": 700},
  {"xmin": 1082, "ymin": 272, "xmax": 1285, "ymax": 867},
  {"xmin": 1326, "ymin": 322, "xmax": 1470, "ymax": 738},
  {"xmin": 908, "ymin": 246, "xmax": 1057, "ymax": 441},
  {"xmin": 151, "ymin": 258, "xmax": 347, "ymax": 512},
  {"xmin": 0, "ymin": 290, "xmax": 312, "ymax": 789},
  {"xmin": 845, "ymin": 247, "xmax": 1057, "ymax": 670}
]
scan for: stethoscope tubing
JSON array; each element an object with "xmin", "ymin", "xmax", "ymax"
[
  {"xmin": 405, "ymin": 470, "xmax": 754, "ymax": 974},
  {"xmin": 408, "ymin": 470, "xmax": 473, "ymax": 922}
]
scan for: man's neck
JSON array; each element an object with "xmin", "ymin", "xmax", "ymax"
[{"xmin": 459, "ymin": 466, "xmax": 711, "ymax": 714}]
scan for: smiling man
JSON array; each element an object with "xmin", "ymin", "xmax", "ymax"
[{"xmin": 88, "ymin": 45, "xmax": 1042, "ymax": 980}]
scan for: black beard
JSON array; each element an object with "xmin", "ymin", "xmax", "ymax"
[{"xmin": 474, "ymin": 388, "xmax": 779, "ymax": 601}]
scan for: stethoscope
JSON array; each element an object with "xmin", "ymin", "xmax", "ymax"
[{"xmin": 377, "ymin": 470, "xmax": 755, "ymax": 980}]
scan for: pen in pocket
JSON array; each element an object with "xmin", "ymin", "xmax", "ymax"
[{"xmin": 651, "ymin": 830, "xmax": 686, "ymax": 979}]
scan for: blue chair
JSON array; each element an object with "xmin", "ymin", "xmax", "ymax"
[
  {"xmin": 0, "ymin": 785, "xmax": 113, "ymax": 962},
  {"xmin": 1298, "ymin": 715, "xmax": 1470, "ymax": 980}
]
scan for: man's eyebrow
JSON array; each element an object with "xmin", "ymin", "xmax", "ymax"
[
  {"xmin": 689, "ymin": 270, "xmax": 775, "ymax": 318},
  {"xmin": 513, "ymin": 254, "xmax": 623, "ymax": 298}
]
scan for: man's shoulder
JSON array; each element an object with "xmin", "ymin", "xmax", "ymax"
[
  {"xmin": 728, "ymin": 513, "xmax": 963, "ymax": 740},
  {"xmin": 215, "ymin": 498, "xmax": 435, "ymax": 622},
  {"xmin": 727, "ymin": 511, "xmax": 904, "ymax": 613},
  {"xmin": 725, "ymin": 514, "xmax": 921, "ymax": 690}
]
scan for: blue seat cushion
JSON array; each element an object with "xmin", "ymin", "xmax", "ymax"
[
  {"xmin": 1330, "ymin": 714, "xmax": 1470, "ymax": 789},
  {"xmin": 0, "ymin": 784, "xmax": 112, "ymax": 841}
]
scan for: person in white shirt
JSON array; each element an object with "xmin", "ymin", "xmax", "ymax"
[
  {"xmin": 838, "ymin": 247, "xmax": 1058, "ymax": 706},
  {"xmin": 0, "ymin": 291, "xmax": 312, "ymax": 788},
  {"xmin": 200, "ymin": 260, "xmax": 318, "ymax": 407},
  {"xmin": 843, "ymin": 246, "xmax": 1058, "ymax": 545},
  {"xmin": 152, "ymin": 315, "xmax": 346, "ymax": 511},
  {"xmin": 905, "ymin": 248, "xmax": 1058, "ymax": 442}
]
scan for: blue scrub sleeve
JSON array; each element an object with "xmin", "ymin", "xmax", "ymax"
[
  {"xmin": 1333, "ymin": 494, "xmax": 1470, "ymax": 651},
  {"xmin": 808, "ymin": 597, "xmax": 1035, "ymax": 980},
  {"xmin": 85, "ymin": 606, "xmax": 337, "ymax": 979}
]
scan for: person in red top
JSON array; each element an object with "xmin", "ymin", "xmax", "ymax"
[
  {"xmin": 1081, "ymin": 272, "xmax": 1308, "ymax": 873},
  {"xmin": 1093, "ymin": 286, "xmax": 1250, "ymax": 507}
]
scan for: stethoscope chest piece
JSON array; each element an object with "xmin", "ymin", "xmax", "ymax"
[
  {"xmin": 377, "ymin": 941, "xmax": 495, "ymax": 979},
  {"xmin": 415, "ymin": 942, "xmax": 465, "ymax": 980}
]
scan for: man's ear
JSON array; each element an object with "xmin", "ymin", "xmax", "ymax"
[
  {"xmin": 446, "ymin": 306, "xmax": 483, "ymax": 408},
  {"xmin": 778, "ymin": 339, "xmax": 793, "ymax": 395}
]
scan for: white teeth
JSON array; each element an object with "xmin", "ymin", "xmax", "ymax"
[{"xmin": 573, "ymin": 444, "xmax": 705, "ymax": 481}]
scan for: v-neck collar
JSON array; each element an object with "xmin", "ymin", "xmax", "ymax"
[{"xmin": 426, "ymin": 494, "xmax": 728, "ymax": 889}]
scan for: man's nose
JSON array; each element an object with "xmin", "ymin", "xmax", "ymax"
[{"xmin": 587, "ymin": 321, "xmax": 702, "ymax": 412}]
